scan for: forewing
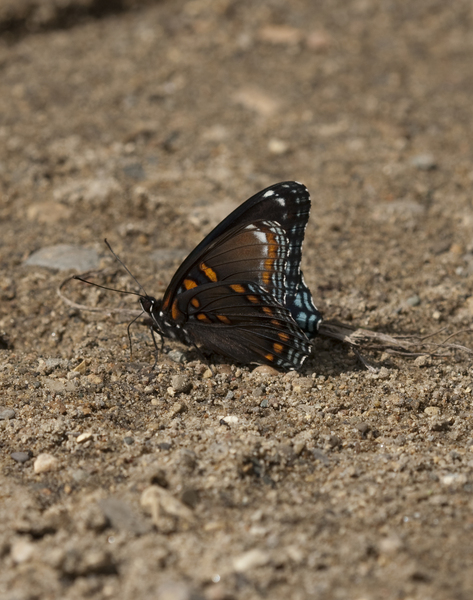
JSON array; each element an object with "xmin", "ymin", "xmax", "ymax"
[{"xmin": 161, "ymin": 182, "xmax": 312, "ymax": 313}]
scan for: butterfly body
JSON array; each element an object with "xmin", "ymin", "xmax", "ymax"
[{"xmin": 142, "ymin": 182, "xmax": 322, "ymax": 370}]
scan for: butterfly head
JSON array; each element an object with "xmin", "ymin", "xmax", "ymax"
[{"xmin": 140, "ymin": 296, "xmax": 162, "ymax": 319}]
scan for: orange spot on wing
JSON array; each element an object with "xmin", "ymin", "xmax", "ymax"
[
  {"xmin": 171, "ymin": 299, "xmax": 180, "ymax": 320},
  {"xmin": 191, "ymin": 298, "xmax": 200, "ymax": 308},
  {"xmin": 162, "ymin": 294, "xmax": 171, "ymax": 310},
  {"xmin": 184, "ymin": 279, "xmax": 197, "ymax": 290},
  {"xmin": 247, "ymin": 295, "xmax": 259, "ymax": 304},
  {"xmin": 278, "ymin": 332, "xmax": 290, "ymax": 342},
  {"xmin": 196, "ymin": 313, "xmax": 211, "ymax": 322},
  {"xmin": 217, "ymin": 314, "xmax": 231, "ymax": 324},
  {"xmin": 273, "ymin": 343, "xmax": 284, "ymax": 354},
  {"xmin": 230, "ymin": 284, "xmax": 246, "ymax": 293},
  {"xmin": 262, "ymin": 259, "xmax": 273, "ymax": 285},
  {"xmin": 262, "ymin": 230, "xmax": 278, "ymax": 286},
  {"xmin": 200, "ymin": 262, "xmax": 217, "ymax": 282},
  {"xmin": 262, "ymin": 306, "xmax": 273, "ymax": 316},
  {"xmin": 264, "ymin": 353, "xmax": 274, "ymax": 362}
]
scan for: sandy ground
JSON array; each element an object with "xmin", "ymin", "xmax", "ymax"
[{"xmin": 1, "ymin": 1, "xmax": 473, "ymax": 599}]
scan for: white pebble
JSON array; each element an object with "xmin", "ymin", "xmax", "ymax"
[
  {"xmin": 233, "ymin": 549, "xmax": 270, "ymax": 572},
  {"xmin": 34, "ymin": 453, "xmax": 59, "ymax": 474}
]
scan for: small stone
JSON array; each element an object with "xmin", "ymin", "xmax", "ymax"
[
  {"xmin": 24, "ymin": 244, "xmax": 100, "ymax": 271},
  {"xmin": 441, "ymin": 473, "xmax": 467, "ymax": 487},
  {"xmin": 42, "ymin": 377, "xmax": 75, "ymax": 393},
  {"xmin": 11, "ymin": 539, "xmax": 35, "ymax": 564},
  {"xmin": 430, "ymin": 419, "xmax": 451, "ymax": 432},
  {"xmin": 87, "ymin": 374, "xmax": 103, "ymax": 385},
  {"xmin": 356, "ymin": 422, "xmax": 371, "ymax": 436},
  {"xmin": 450, "ymin": 243, "xmax": 464, "ymax": 255},
  {"xmin": 168, "ymin": 349, "xmax": 187, "ymax": 364},
  {"xmin": 406, "ymin": 294, "xmax": 420, "ymax": 307},
  {"xmin": 73, "ymin": 360, "xmax": 87, "ymax": 374},
  {"xmin": 76, "ymin": 432, "xmax": 93, "ymax": 443},
  {"xmin": 156, "ymin": 582, "xmax": 194, "ymax": 600},
  {"xmin": 169, "ymin": 401, "xmax": 188, "ymax": 418},
  {"xmin": 219, "ymin": 415, "xmax": 238, "ymax": 424},
  {"xmin": 258, "ymin": 25, "xmax": 302, "ymax": 45},
  {"xmin": 410, "ymin": 154, "xmax": 437, "ymax": 170},
  {"xmin": 141, "ymin": 485, "xmax": 195, "ymax": 525},
  {"xmin": 424, "ymin": 406, "xmax": 440, "ymax": 416},
  {"xmin": 268, "ymin": 138, "xmax": 288, "ymax": 155},
  {"xmin": 171, "ymin": 374, "xmax": 192, "ymax": 394},
  {"xmin": 202, "ymin": 369, "xmax": 213, "ymax": 379},
  {"xmin": 293, "ymin": 440, "xmax": 306, "ymax": 455},
  {"xmin": 252, "ymin": 365, "xmax": 279, "ymax": 376},
  {"xmin": 34, "ymin": 453, "xmax": 59, "ymax": 474},
  {"xmin": 432, "ymin": 310, "xmax": 441, "ymax": 320},
  {"xmin": 259, "ymin": 398, "xmax": 269, "ymax": 408},
  {"xmin": 414, "ymin": 355, "xmax": 430, "ymax": 367},
  {"xmin": 99, "ymin": 497, "xmax": 151, "ymax": 535},
  {"xmin": 0, "ymin": 407, "xmax": 16, "ymax": 420},
  {"xmin": 379, "ymin": 535, "xmax": 403, "ymax": 555},
  {"xmin": 233, "ymin": 548, "xmax": 270, "ymax": 572},
  {"xmin": 234, "ymin": 87, "xmax": 280, "ymax": 117},
  {"xmin": 306, "ymin": 30, "xmax": 331, "ymax": 51},
  {"xmin": 181, "ymin": 488, "xmax": 200, "ymax": 508},
  {"xmin": 11, "ymin": 452, "xmax": 31, "ymax": 463},
  {"xmin": 123, "ymin": 436, "xmax": 134, "ymax": 445}
]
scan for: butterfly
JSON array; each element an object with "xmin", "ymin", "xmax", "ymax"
[{"xmin": 139, "ymin": 181, "xmax": 322, "ymax": 370}]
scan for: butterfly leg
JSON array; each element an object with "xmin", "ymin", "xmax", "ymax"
[{"xmin": 149, "ymin": 326, "xmax": 164, "ymax": 369}]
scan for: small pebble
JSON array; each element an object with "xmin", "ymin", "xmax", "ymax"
[
  {"xmin": 76, "ymin": 432, "xmax": 93, "ymax": 443},
  {"xmin": 414, "ymin": 355, "xmax": 430, "ymax": 367},
  {"xmin": 356, "ymin": 422, "xmax": 371, "ymax": 435},
  {"xmin": 0, "ymin": 408, "xmax": 16, "ymax": 420},
  {"xmin": 259, "ymin": 398, "xmax": 269, "ymax": 408},
  {"xmin": 73, "ymin": 360, "xmax": 87, "ymax": 374},
  {"xmin": 410, "ymin": 154, "xmax": 437, "ymax": 170},
  {"xmin": 252, "ymin": 365, "xmax": 279, "ymax": 376},
  {"xmin": 441, "ymin": 473, "xmax": 467, "ymax": 487},
  {"xmin": 11, "ymin": 539, "xmax": 35, "ymax": 564},
  {"xmin": 258, "ymin": 25, "xmax": 302, "ymax": 45},
  {"xmin": 406, "ymin": 294, "xmax": 420, "ymax": 307},
  {"xmin": 233, "ymin": 548, "xmax": 270, "ymax": 572},
  {"xmin": 141, "ymin": 485, "xmax": 195, "ymax": 524},
  {"xmin": 268, "ymin": 138, "xmax": 288, "ymax": 155},
  {"xmin": 98, "ymin": 497, "xmax": 151, "ymax": 535},
  {"xmin": 11, "ymin": 452, "xmax": 31, "ymax": 463},
  {"xmin": 123, "ymin": 436, "xmax": 134, "ymax": 445},
  {"xmin": 169, "ymin": 401, "xmax": 188, "ymax": 418},
  {"xmin": 34, "ymin": 453, "xmax": 59, "ymax": 474},
  {"xmin": 218, "ymin": 415, "xmax": 239, "ymax": 424},
  {"xmin": 156, "ymin": 582, "xmax": 194, "ymax": 600},
  {"xmin": 24, "ymin": 244, "xmax": 100, "ymax": 271},
  {"xmin": 171, "ymin": 374, "xmax": 192, "ymax": 394},
  {"xmin": 168, "ymin": 350, "xmax": 187, "ymax": 364},
  {"xmin": 424, "ymin": 406, "xmax": 440, "ymax": 416}
]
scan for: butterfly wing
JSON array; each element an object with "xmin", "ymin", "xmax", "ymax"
[
  {"xmin": 160, "ymin": 181, "xmax": 321, "ymax": 335},
  {"xmin": 174, "ymin": 281, "xmax": 312, "ymax": 370}
]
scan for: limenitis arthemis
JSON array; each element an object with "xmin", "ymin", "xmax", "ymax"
[{"xmin": 140, "ymin": 181, "xmax": 322, "ymax": 370}]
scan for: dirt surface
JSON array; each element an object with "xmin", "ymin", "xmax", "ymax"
[{"xmin": 1, "ymin": 1, "xmax": 473, "ymax": 599}]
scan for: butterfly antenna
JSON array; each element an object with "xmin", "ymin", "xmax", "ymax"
[
  {"xmin": 73, "ymin": 275, "xmax": 143, "ymax": 298},
  {"xmin": 104, "ymin": 239, "xmax": 148, "ymax": 297}
]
